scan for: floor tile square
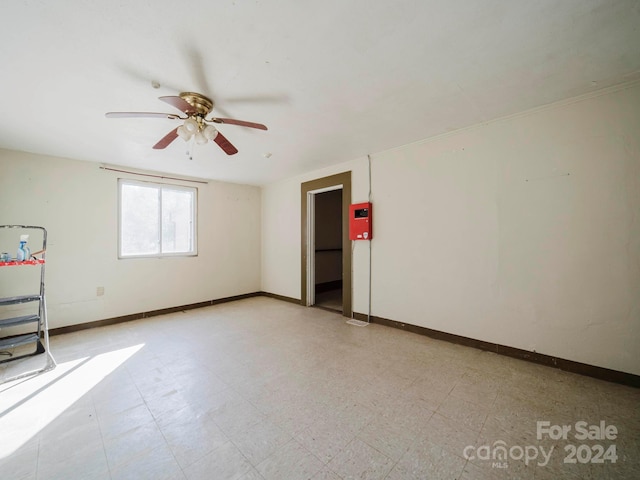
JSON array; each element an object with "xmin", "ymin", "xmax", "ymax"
[
  {"xmin": 256, "ymin": 439, "xmax": 324, "ymax": 480},
  {"xmin": 183, "ymin": 441, "xmax": 253, "ymax": 480},
  {"xmin": 327, "ymin": 439, "xmax": 394, "ymax": 480}
]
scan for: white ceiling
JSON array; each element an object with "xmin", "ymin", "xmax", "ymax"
[{"xmin": 1, "ymin": 1, "xmax": 639, "ymax": 185}]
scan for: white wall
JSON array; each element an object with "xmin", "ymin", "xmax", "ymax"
[
  {"xmin": 0, "ymin": 150, "xmax": 261, "ymax": 329},
  {"xmin": 261, "ymin": 82, "xmax": 640, "ymax": 375}
]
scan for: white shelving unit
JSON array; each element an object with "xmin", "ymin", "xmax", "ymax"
[{"xmin": 0, "ymin": 225, "xmax": 56, "ymax": 383}]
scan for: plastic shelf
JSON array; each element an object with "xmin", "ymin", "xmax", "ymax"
[{"xmin": 0, "ymin": 259, "xmax": 45, "ymax": 267}]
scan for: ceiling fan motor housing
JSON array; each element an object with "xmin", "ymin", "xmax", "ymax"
[{"xmin": 179, "ymin": 92, "xmax": 214, "ymax": 116}]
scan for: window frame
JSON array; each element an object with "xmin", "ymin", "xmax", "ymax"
[{"xmin": 118, "ymin": 178, "xmax": 198, "ymax": 259}]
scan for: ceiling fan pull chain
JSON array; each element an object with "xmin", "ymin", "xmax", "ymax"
[{"xmin": 186, "ymin": 134, "xmax": 196, "ymax": 160}]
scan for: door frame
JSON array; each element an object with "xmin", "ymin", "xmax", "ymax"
[{"xmin": 301, "ymin": 171, "xmax": 352, "ymax": 317}]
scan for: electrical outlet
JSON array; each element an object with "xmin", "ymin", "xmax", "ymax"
[{"xmin": 96, "ymin": 286, "xmax": 105, "ymax": 296}]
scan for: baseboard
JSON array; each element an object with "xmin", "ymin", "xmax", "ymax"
[
  {"xmin": 352, "ymin": 312, "xmax": 640, "ymax": 388},
  {"xmin": 49, "ymin": 292, "xmax": 262, "ymax": 336},
  {"xmin": 259, "ymin": 291, "xmax": 302, "ymax": 305}
]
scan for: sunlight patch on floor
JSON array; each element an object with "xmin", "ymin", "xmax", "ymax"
[{"xmin": 0, "ymin": 344, "xmax": 144, "ymax": 459}]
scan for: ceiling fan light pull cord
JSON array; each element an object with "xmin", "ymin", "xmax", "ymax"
[{"xmin": 186, "ymin": 135, "xmax": 196, "ymax": 160}]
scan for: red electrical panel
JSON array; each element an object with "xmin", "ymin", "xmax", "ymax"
[{"xmin": 349, "ymin": 202, "xmax": 372, "ymax": 240}]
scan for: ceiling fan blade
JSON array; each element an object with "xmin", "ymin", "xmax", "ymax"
[
  {"xmin": 209, "ymin": 117, "xmax": 268, "ymax": 130},
  {"xmin": 213, "ymin": 131, "xmax": 238, "ymax": 155},
  {"xmin": 105, "ymin": 112, "xmax": 182, "ymax": 120},
  {"xmin": 153, "ymin": 128, "xmax": 179, "ymax": 149},
  {"xmin": 159, "ymin": 96, "xmax": 197, "ymax": 114}
]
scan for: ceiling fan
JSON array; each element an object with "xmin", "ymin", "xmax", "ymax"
[{"xmin": 105, "ymin": 92, "xmax": 267, "ymax": 155}]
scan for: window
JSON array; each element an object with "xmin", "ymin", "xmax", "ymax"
[{"xmin": 119, "ymin": 179, "xmax": 197, "ymax": 258}]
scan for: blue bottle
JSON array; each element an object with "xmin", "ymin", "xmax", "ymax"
[{"xmin": 16, "ymin": 235, "xmax": 31, "ymax": 262}]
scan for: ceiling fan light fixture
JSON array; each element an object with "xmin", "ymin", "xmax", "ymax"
[
  {"xmin": 194, "ymin": 131, "xmax": 208, "ymax": 145},
  {"xmin": 183, "ymin": 118, "xmax": 199, "ymax": 134},
  {"xmin": 176, "ymin": 124, "xmax": 191, "ymax": 140},
  {"xmin": 204, "ymin": 125, "xmax": 218, "ymax": 141}
]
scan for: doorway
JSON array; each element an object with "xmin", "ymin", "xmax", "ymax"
[
  {"xmin": 301, "ymin": 171, "xmax": 352, "ymax": 317},
  {"xmin": 313, "ymin": 188, "xmax": 343, "ymax": 312}
]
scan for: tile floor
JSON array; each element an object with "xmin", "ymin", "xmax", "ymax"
[{"xmin": 0, "ymin": 296, "xmax": 638, "ymax": 479}]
